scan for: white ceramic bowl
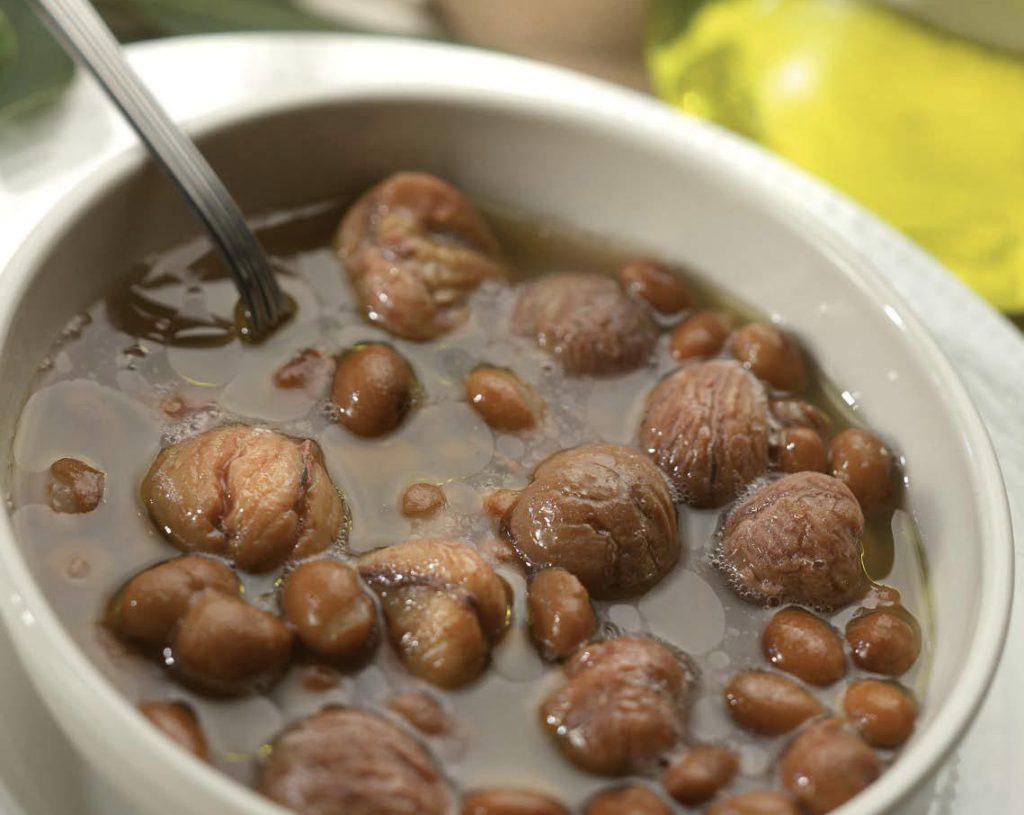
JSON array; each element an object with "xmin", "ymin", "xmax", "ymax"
[{"xmin": 0, "ymin": 37, "xmax": 1012, "ymax": 815}]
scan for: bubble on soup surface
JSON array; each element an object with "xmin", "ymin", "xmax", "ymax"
[
  {"xmin": 336, "ymin": 172, "xmax": 507, "ymax": 341},
  {"xmin": 715, "ymin": 472, "xmax": 868, "ymax": 611},
  {"xmin": 638, "ymin": 360, "xmax": 769, "ymax": 508},
  {"xmin": 512, "ymin": 272, "xmax": 658, "ymax": 376},
  {"xmin": 506, "ymin": 443, "xmax": 679, "ymax": 600},
  {"xmin": 141, "ymin": 425, "xmax": 348, "ymax": 573}
]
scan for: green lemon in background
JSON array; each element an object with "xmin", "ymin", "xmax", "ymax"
[{"xmin": 647, "ymin": 0, "xmax": 1024, "ymax": 314}]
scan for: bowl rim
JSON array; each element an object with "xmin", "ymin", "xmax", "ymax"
[{"xmin": 0, "ymin": 33, "xmax": 1013, "ymax": 815}]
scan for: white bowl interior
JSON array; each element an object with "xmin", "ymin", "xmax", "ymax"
[{"xmin": 0, "ymin": 86, "xmax": 1009, "ymax": 815}]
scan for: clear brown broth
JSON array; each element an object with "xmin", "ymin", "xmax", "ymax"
[{"xmin": 8, "ymin": 199, "xmax": 931, "ymax": 807}]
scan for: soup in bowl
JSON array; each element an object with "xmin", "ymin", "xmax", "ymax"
[{"xmin": 0, "ymin": 38, "xmax": 1011, "ymax": 815}]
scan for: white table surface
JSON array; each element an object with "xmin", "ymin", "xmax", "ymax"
[{"xmin": 0, "ymin": 33, "xmax": 1019, "ymax": 815}]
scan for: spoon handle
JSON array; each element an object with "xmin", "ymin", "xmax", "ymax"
[{"xmin": 28, "ymin": 0, "xmax": 286, "ymax": 335}]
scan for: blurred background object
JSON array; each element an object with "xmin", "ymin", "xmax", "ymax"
[
  {"xmin": 2, "ymin": 0, "xmax": 1023, "ymax": 321},
  {"xmin": 648, "ymin": 0, "xmax": 1024, "ymax": 317}
]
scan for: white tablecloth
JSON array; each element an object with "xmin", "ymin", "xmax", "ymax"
[{"xmin": 0, "ymin": 33, "xmax": 1019, "ymax": 814}]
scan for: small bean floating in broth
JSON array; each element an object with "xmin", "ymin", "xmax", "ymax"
[{"xmin": 11, "ymin": 170, "xmax": 929, "ymax": 815}]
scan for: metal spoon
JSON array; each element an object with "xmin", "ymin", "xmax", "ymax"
[{"xmin": 28, "ymin": 0, "xmax": 287, "ymax": 338}]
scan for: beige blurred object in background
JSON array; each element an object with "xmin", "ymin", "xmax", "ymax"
[{"xmin": 434, "ymin": 0, "xmax": 649, "ymax": 89}]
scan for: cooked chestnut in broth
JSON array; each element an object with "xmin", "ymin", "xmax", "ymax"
[
  {"xmin": 540, "ymin": 636, "xmax": 691, "ymax": 775},
  {"xmin": 13, "ymin": 172, "xmax": 931, "ymax": 814},
  {"xmin": 513, "ymin": 272, "xmax": 658, "ymax": 375},
  {"xmin": 507, "ymin": 443, "xmax": 679, "ymax": 599},
  {"xmin": 260, "ymin": 708, "xmax": 450, "ymax": 815},
  {"xmin": 336, "ymin": 172, "xmax": 506, "ymax": 340},
  {"xmin": 585, "ymin": 786, "xmax": 672, "ymax": 815},
  {"xmin": 716, "ymin": 472, "xmax": 868, "ymax": 610},
  {"xmin": 638, "ymin": 360, "xmax": 769, "ymax": 508},
  {"xmin": 141, "ymin": 425, "xmax": 347, "ymax": 573},
  {"xmin": 138, "ymin": 700, "xmax": 208, "ymax": 759}
]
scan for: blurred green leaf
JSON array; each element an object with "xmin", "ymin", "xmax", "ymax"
[{"xmin": 0, "ymin": 0, "xmax": 74, "ymax": 119}]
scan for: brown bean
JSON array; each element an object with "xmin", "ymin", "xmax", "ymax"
[
  {"xmin": 331, "ymin": 344, "xmax": 417, "ymax": 437},
  {"xmin": 108, "ymin": 555, "xmax": 241, "ymax": 651},
  {"xmin": 401, "ymin": 482, "xmax": 447, "ymax": 518},
  {"xmin": 723, "ymin": 671, "xmax": 824, "ymax": 735},
  {"xmin": 618, "ymin": 258, "xmax": 695, "ymax": 315},
  {"xmin": 172, "ymin": 590, "xmax": 293, "ymax": 694},
  {"xmin": 662, "ymin": 745, "xmax": 738, "ymax": 806},
  {"xmin": 483, "ymin": 488, "xmax": 520, "ymax": 522},
  {"xmin": 273, "ymin": 347, "xmax": 332, "ymax": 392},
  {"xmin": 845, "ymin": 608, "xmax": 920, "ymax": 676},
  {"xmin": 48, "ymin": 457, "xmax": 105, "ymax": 513},
  {"xmin": 465, "ymin": 366, "xmax": 543, "ymax": 432},
  {"xmin": 281, "ymin": 560, "xmax": 376, "ymax": 661},
  {"xmin": 762, "ymin": 607, "xmax": 845, "ymax": 686},
  {"xmin": 585, "ymin": 786, "xmax": 671, "ymax": 815},
  {"xmin": 780, "ymin": 717, "xmax": 881, "ymax": 815},
  {"xmin": 770, "ymin": 399, "xmax": 829, "ymax": 432},
  {"xmin": 670, "ymin": 311, "xmax": 731, "ymax": 361},
  {"xmin": 829, "ymin": 428, "xmax": 895, "ymax": 514},
  {"xmin": 730, "ymin": 322, "xmax": 806, "ymax": 392},
  {"xmin": 138, "ymin": 700, "xmax": 208, "ymax": 760},
  {"xmin": 462, "ymin": 790, "xmax": 569, "ymax": 815},
  {"xmin": 528, "ymin": 568, "xmax": 597, "ymax": 661},
  {"xmin": 300, "ymin": 664, "xmax": 341, "ymax": 691},
  {"xmin": 776, "ymin": 427, "xmax": 828, "ymax": 474},
  {"xmin": 706, "ymin": 791, "xmax": 801, "ymax": 815},
  {"xmin": 843, "ymin": 679, "xmax": 917, "ymax": 748},
  {"xmin": 386, "ymin": 690, "xmax": 453, "ymax": 735}
]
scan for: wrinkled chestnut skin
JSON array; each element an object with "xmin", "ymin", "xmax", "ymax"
[
  {"xmin": 401, "ymin": 482, "xmax": 447, "ymax": 518},
  {"xmin": 639, "ymin": 361, "xmax": 769, "ymax": 508},
  {"xmin": 585, "ymin": 787, "xmax": 671, "ymax": 815},
  {"xmin": 386, "ymin": 691, "xmax": 452, "ymax": 735},
  {"xmin": 332, "ymin": 344, "xmax": 417, "ymax": 437},
  {"xmin": 730, "ymin": 322, "xmax": 806, "ymax": 392},
  {"xmin": 775, "ymin": 427, "xmax": 828, "ymax": 474},
  {"xmin": 845, "ymin": 608, "xmax": 921, "ymax": 676},
  {"xmin": 670, "ymin": 312, "xmax": 731, "ymax": 361},
  {"xmin": 138, "ymin": 700, "xmax": 208, "ymax": 759},
  {"xmin": 618, "ymin": 258, "xmax": 695, "ymax": 315},
  {"xmin": 512, "ymin": 273, "xmax": 658, "ymax": 376},
  {"xmin": 507, "ymin": 444, "xmax": 679, "ymax": 600},
  {"xmin": 336, "ymin": 172, "xmax": 506, "ymax": 341},
  {"xmin": 465, "ymin": 366, "xmax": 544, "ymax": 432},
  {"xmin": 359, "ymin": 539, "xmax": 510, "ymax": 687},
  {"xmin": 48, "ymin": 457, "xmax": 105, "ymax": 513},
  {"xmin": 527, "ymin": 567, "xmax": 597, "ymax": 660},
  {"xmin": 843, "ymin": 679, "xmax": 917, "ymax": 748},
  {"xmin": 281, "ymin": 560, "xmax": 376, "ymax": 661},
  {"xmin": 829, "ymin": 429, "xmax": 895, "ymax": 514},
  {"xmin": 540, "ymin": 637, "xmax": 690, "ymax": 776},
  {"xmin": 716, "ymin": 472, "xmax": 868, "ymax": 611},
  {"xmin": 142, "ymin": 426, "xmax": 347, "ymax": 573},
  {"xmin": 723, "ymin": 671, "xmax": 824, "ymax": 736},
  {"xmin": 462, "ymin": 790, "xmax": 569, "ymax": 815},
  {"xmin": 172, "ymin": 591, "xmax": 293, "ymax": 694},
  {"xmin": 780, "ymin": 717, "xmax": 881, "ymax": 815},
  {"xmin": 662, "ymin": 745, "xmax": 738, "ymax": 806},
  {"xmin": 260, "ymin": 708, "xmax": 449, "ymax": 815},
  {"xmin": 706, "ymin": 792, "xmax": 800, "ymax": 815},
  {"xmin": 108, "ymin": 555, "xmax": 240, "ymax": 651},
  {"xmin": 762, "ymin": 607, "xmax": 846, "ymax": 686}
]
